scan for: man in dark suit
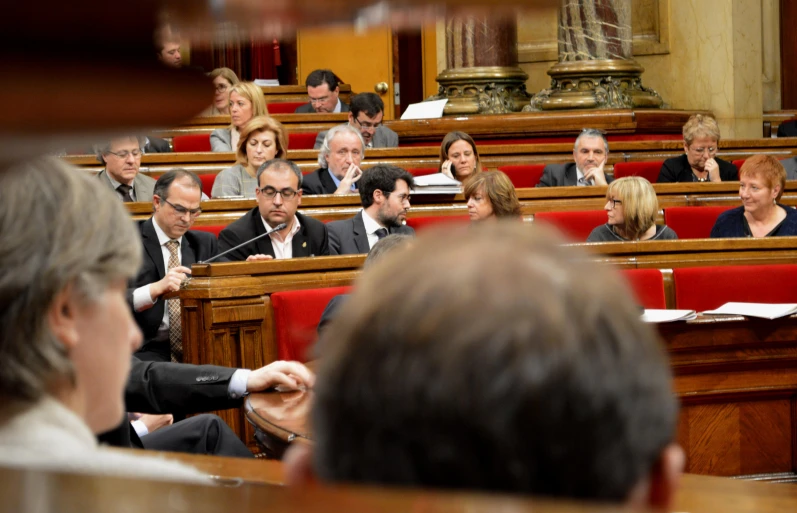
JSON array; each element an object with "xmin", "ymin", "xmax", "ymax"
[
  {"xmin": 130, "ymin": 169, "xmax": 217, "ymax": 363},
  {"xmin": 538, "ymin": 128, "xmax": 611, "ymax": 187},
  {"xmin": 327, "ymin": 165, "xmax": 415, "ymax": 255},
  {"xmin": 313, "ymin": 93, "xmax": 398, "ymax": 150},
  {"xmin": 217, "ymin": 159, "xmax": 329, "ymax": 261},
  {"xmin": 94, "ymin": 135, "xmax": 157, "ymax": 202},
  {"xmin": 302, "ymin": 124, "xmax": 365, "ymax": 195},
  {"xmin": 295, "ymin": 69, "xmax": 350, "ymax": 113},
  {"xmin": 143, "ymin": 136, "xmax": 172, "ymax": 153}
]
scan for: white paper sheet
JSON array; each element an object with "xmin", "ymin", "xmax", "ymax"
[
  {"xmin": 703, "ymin": 302, "xmax": 797, "ymax": 320},
  {"xmin": 641, "ymin": 309, "xmax": 698, "ymax": 323},
  {"xmin": 400, "ymin": 99, "xmax": 448, "ymax": 120}
]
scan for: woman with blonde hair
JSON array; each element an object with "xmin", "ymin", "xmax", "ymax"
[
  {"xmin": 202, "ymin": 67, "xmax": 240, "ymax": 116},
  {"xmin": 587, "ymin": 176, "xmax": 678, "ymax": 241},
  {"xmin": 210, "ymin": 81, "xmax": 269, "ymax": 152},
  {"xmin": 658, "ymin": 114, "xmax": 738, "ymax": 183},
  {"xmin": 211, "ymin": 116, "xmax": 289, "ymax": 198},
  {"xmin": 464, "ymin": 171, "xmax": 521, "ymax": 221},
  {"xmin": 439, "ymin": 131, "xmax": 483, "ymax": 182}
]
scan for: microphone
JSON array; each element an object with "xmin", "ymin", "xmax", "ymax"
[{"xmin": 200, "ymin": 222, "xmax": 287, "ymax": 264}]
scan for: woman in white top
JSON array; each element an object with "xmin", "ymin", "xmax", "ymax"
[{"xmin": 210, "ymin": 81, "xmax": 269, "ymax": 152}]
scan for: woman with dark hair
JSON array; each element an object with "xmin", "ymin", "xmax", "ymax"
[
  {"xmin": 439, "ymin": 131, "xmax": 483, "ymax": 182},
  {"xmin": 464, "ymin": 171, "xmax": 521, "ymax": 221}
]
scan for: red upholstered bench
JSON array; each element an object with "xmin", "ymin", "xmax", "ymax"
[
  {"xmin": 673, "ymin": 264, "xmax": 797, "ymax": 311},
  {"xmin": 191, "ymin": 225, "xmax": 225, "ymax": 237},
  {"xmin": 663, "ymin": 206, "xmax": 734, "ymax": 239},
  {"xmin": 406, "ymin": 215, "xmax": 470, "ymax": 232},
  {"xmin": 534, "ymin": 210, "xmax": 607, "ymax": 242},
  {"xmin": 289, "ymin": 132, "xmax": 318, "ymax": 150},
  {"xmin": 733, "ymin": 159, "xmax": 746, "ymax": 171},
  {"xmin": 496, "ymin": 164, "xmax": 546, "ymax": 188},
  {"xmin": 173, "ymin": 134, "xmax": 211, "ymax": 152},
  {"xmin": 266, "ymin": 102, "xmax": 308, "ymax": 114},
  {"xmin": 271, "ymin": 286, "xmax": 352, "ymax": 362},
  {"xmin": 612, "ymin": 161, "xmax": 664, "ymax": 183},
  {"xmin": 620, "ymin": 269, "xmax": 666, "ymax": 309},
  {"xmin": 198, "ymin": 173, "xmax": 216, "ymax": 197},
  {"xmin": 408, "ymin": 167, "xmax": 439, "ymax": 177}
]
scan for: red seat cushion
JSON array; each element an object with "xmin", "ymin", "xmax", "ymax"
[
  {"xmin": 620, "ymin": 269, "xmax": 666, "ymax": 309},
  {"xmin": 663, "ymin": 206, "xmax": 734, "ymax": 239},
  {"xmin": 191, "ymin": 225, "xmax": 225, "ymax": 237},
  {"xmin": 172, "ymin": 134, "xmax": 211, "ymax": 153},
  {"xmin": 673, "ymin": 264, "xmax": 797, "ymax": 311},
  {"xmin": 408, "ymin": 167, "xmax": 439, "ymax": 177},
  {"xmin": 289, "ymin": 132, "xmax": 318, "ymax": 150},
  {"xmin": 266, "ymin": 102, "xmax": 308, "ymax": 114},
  {"xmin": 534, "ymin": 210, "xmax": 607, "ymax": 242},
  {"xmin": 497, "ymin": 164, "xmax": 546, "ymax": 188},
  {"xmin": 198, "ymin": 174, "xmax": 216, "ymax": 197},
  {"xmin": 271, "ymin": 286, "xmax": 352, "ymax": 361},
  {"xmin": 406, "ymin": 215, "xmax": 470, "ymax": 232},
  {"xmin": 612, "ymin": 161, "xmax": 664, "ymax": 183},
  {"xmin": 732, "ymin": 159, "xmax": 746, "ymax": 171}
]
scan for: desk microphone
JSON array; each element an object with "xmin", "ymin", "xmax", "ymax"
[{"xmin": 200, "ymin": 222, "xmax": 287, "ymax": 264}]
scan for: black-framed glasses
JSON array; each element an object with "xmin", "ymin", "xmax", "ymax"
[
  {"xmin": 164, "ymin": 198, "xmax": 202, "ymax": 216},
  {"xmin": 259, "ymin": 186, "xmax": 298, "ymax": 199},
  {"xmin": 215, "ymin": 84, "xmax": 229, "ymax": 93},
  {"xmin": 353, "ymin": 117, "xmax": 381, "ymax": 131},
  {"xmin": 107, "ymin": 149, "xmax": 142, "ymax": 159},
  {"xmin": 607, "ymin": 198, "xmax": 623, "ymax": 209}
]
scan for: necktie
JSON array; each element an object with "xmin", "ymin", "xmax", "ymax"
[
  {"xmin": 165, "ymin": 240, "xmax": 182, "ymax": 363},
  {"xmin": 375, "ymin": 228, "xmax": 389, "ymax": 240},
  {"xmin": 117, "ymin": 184, "xmax": 134, "ymax": 202}
]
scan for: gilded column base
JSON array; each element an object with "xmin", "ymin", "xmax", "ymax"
[
  {"xmin": 429, "ymin": 66, "xmax": 531, "ymax": 115},
  {"xmin": 525, "ymin": 59, "xmax": 664, "ymax": 111}
]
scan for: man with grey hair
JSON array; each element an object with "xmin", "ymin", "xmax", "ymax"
[
  {"xmin": 538, "ymin": 128, "xmax": 611, "ymax": 187},
  {"xmin": 217, "ymin": 159, "xmax": 329, "ymax": 261},
  {"xmin": 301, "ymin": 124, "xmax": 365, "ymax": 195},
  {"xmin": 95, "ymin": 135, "xmax": 156, "ymax": 202}
]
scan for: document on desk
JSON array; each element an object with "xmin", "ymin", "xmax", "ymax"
[
  {"xmin": 411, "ymin": 173, "xmax": 462, "ymax": 194},
  {"xmin": 703, "ymin": 302, "xmax": 797, "ymax": 320},
  {"xmin": 641, "ymin": 309, "xmax": 698, "ymax": 323},
  {"xmin": 400, "ymin": 99, "xmax": 447, "ymax": 120}
]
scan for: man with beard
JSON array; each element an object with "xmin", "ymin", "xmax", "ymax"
[
  {"xmin": 327, "ymin": 165, "xmax": 415, "ymax": 255},
  {"xmin": 217, "ymin": 159, "xmax": 329, "ymax": 261}
]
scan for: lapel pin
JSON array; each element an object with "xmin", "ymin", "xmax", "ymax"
[{"xmin": 302, "ymin": 242, "xmax": 307, "ymax": 248}]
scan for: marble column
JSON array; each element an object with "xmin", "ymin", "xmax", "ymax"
[
  {"xmin": 526, "ymin": 0, "xmax": 663, "ymax": 111},
  {"xmin": 431, "ymin": 13, "xmax": 530, "ymax": 115}
]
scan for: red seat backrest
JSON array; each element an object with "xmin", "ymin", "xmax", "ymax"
[
  {"xmin": 663, "ymin": 206, "xmax": 734, "ymax": 239},
  {"xmin": 405, "ymin": 215, "xmax": 470, "ymax": 232},
  {"xmin": 408, "ymin": 167, "xmax": 439, "ymax": 177},
  {"xmin": 191, "ymin": 225, "xmax": 225, "ymax": 237},
  {"xmin": 673, "ymin": 264, "xmax": 797, "ymax": 311},
  {"xmin": 271, "ymin": 286, "xmax": 352, "ymax": 361},
  {"xmin": 289, "ymin": 132, "xmax": 318, "ymax": 150},
  {"xmin": 496, "ymin": 164, "xmax": 546, "ymax": 188},
  {"xmin": 534, "ymin": 210, "xmax": 607, "ymax": 242},
  {"xmin": 172, "ymin": 134, "xmax": 211, "ymax": 153},
  {"xmin": 198, "ymin": 173, "xmax": 216, "ymax": 197},
  {"xmin": 620, "ymin": 269, "xmax": 666, "ymax": 309},
  {"xmin": 732, "ymin": 159, "xmax": 746, "ymax": 171},
  {"xmin": 612, "ymin": 161, "xmax": 664, "ymax": 183},
  {"xmin": 266, "ymin": 102, "xmax": 308, "ymax": 114}
]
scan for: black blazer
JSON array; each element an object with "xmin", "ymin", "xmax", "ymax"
[
  {"xmin": 301, "ymin": 167, "xmax": 340, "ymax": 195},
  {"xmin": 129, "ymin": 218, "xmax": 218, "ymax": 344},
  {"xmin": 537, "ymin": 163, "xmax": 579, "ymax": 187},
  {"xmin": 294, "ymin": 101, "xmax": 350, "ymax": 114},
  {"xmin": 327, "ymin": 210, "xmax": 416, "ymax": 255},
  {"xmin": 657, "ymin": 154, "xmax": 738, "ymax": 183},
  {"xmin": 144, "ymin": 136, "xmax": 172, "ymax": 153},
  {"xmin": 217, "ymin": 208, "xmax": 330, "ymax": 262}
]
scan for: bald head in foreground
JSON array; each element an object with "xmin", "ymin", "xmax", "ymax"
[{"xmin": 288, "ymin": 222, "xmax": 683, "ymax": 509}]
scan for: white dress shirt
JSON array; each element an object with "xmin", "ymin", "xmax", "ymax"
[
  {"xmin": 261, "ymin": 215, "xmax": 302, "ymax": 259},
  {"xmin": 361, "ymin": 209, "xmax": 387, "ymax": 250}
]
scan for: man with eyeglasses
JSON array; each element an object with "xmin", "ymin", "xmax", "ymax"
[
  {"xmin": 303, "ymin": 124, "xmax": 366, "ymax": 195},
  {"xmin": 95, "ymin": 136, "xmax": 157, "ymax": 202},
  {"xmin": 295, "ymin": 69, "xmax": 350, "ymax": 114},
  {"xmin": 313, "ymin": 93, "xmax": 398, "ymax": 150},
  {"xmin": 217, "ymin": 159, "xmax": 329, "ymax": 262},
  {"xmin": 130, "ymin": 169, "xmax": 217, "ymax": 363},
  {"xmin": 538, "ymin": 128, "xmax": 611, "ymax": 187}
]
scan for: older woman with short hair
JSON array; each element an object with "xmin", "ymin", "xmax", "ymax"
[
  {"xmin": 464, "ymin": 171, "xmax": 521, "ymax": 221},
  {"xmin": 587, "ymin": 176, "xmax": 678, "ymax": 242},
  {"xmin": 210, "ymin": 81, "xmax": 269, "ymax": 152},
  {"xmin": 211, "ymin": 116, "xmax": 289, "ymax": 198},
  {"xmin": 711, "ymin": 154, "xmax": 797, "ymax": 237},
  {"xmin": 439, "ymin": 131, "xmax": 483, "ymax": 182},
  {"xmin": 658, "ymin": 114, "xmax": 738, "ymax": 183},
  {"xmin": 202, "ymin": 67, "xmax": 240, "ymax": 116}
]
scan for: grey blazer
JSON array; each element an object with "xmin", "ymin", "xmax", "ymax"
[
  {"xmin": 779, "ymin": 157, "xmax": 797, "ymax": 180},
  {"xmin": 210, "ymin": 128, "xmax": 233, "ymax": 152},
  {"xmin": 327, "ymin": 210, "xmax": 415, "ymax": 255},
  {"xmin": 97, "ymin": 169, "xmax": 156, "ymax": 202},
  {"xmin": 313, "ymin": 124, "xmax": 399, "ymax": 150}
]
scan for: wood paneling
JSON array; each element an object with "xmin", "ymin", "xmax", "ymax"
[{"xmin": 781, "ymin": 0, "xmax": 797, "ymax": 109}]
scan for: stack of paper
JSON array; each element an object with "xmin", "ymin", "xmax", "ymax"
[
  {"xmin": 400, "ymin": 99, "xmax": 447, "ymax": 120},
  {"xmin": 412, "ymin": 173, "xmax": 462, "ymax": 194},
  {"xmin": 702, "ymin": 302, "xmax": 797, "ymax": 320},
  {"xmin": 641, "ymin": 309, "xmax": 698, "ymax": 323}
]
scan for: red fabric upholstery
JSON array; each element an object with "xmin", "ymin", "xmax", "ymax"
[
  {"xmin": 191, "ymin": 225, "xmax": 225, "ymax": 237},
  {"xmin": 533, "ymin": 210, "xmax": 607, "ymax": 242},
  {"xmin": 732, "ymin": 159, "xmax": 746, "ymax": 171},
  {"xmin": 172, "ymin": 134, "xmax": 211, "ymax": 153},
  {"xmin": 271, "ymin": 286, "xmax": 352, "ymax": 361},
  {"xmin": 663, "ymin": 206, "xmax": 734, "ymax": 239},
  {"xmin": 408, "ymin": 167, "xmax": 439, "ymax": 177},
  {"xmin": 496, "ymin": 164, "xmax": 546, "ymax": 188},
  {"xmin": 198, "ymin": 174, "xmax": 216, "ymax": 197},
  {"xmin": 673, "ymin": 264, "xmax": 797, "ymax": 311},
  {"xmin": 406, "ymin": 215, "xmax": 470, "ymax": 232},
  {"xmin": 266, "ymin": 102, "xmax": 307, "ymax": 114},
  {"xmin": 612, "ymin": 161, "xmax": 664, "ymax": 183},
  {"xmin": 289, "ymin": 132, "xmax": 318, "ymax": 150},
  {"xmin": 620, "ymin": 269, "xmax": 666, "ymax": 309}
]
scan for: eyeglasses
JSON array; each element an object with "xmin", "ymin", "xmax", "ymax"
[
  {"xmin": 164, "ymin": 198, "xmax": 202, "ymax": 216},
  {"xmin": 390, "ymin": 192, "xmax": 411, "ymax": 203},
  {"xmin": 353, "ymin": 117, "xmax": 382, "ymax": 131},
  {"xmin": 309, "ymin": 96, "xmax": 330, "ymax": 104},
  {"xmin": 107, "ymin": 149, "xmax": 142, "ymax": 159},
  {"xmin": 215, "ymin": 84, "xmax": 229, "ymax": 93},
  {"xmin": 259, "ymin": 186, "xmax": 298, "ymax": 199},
  {"xmin": 607, "ymin": 198, "xmax": 622, "ymax": 209},
  {"xmin": 688, "ymin": 146, "xmax": 717, "ymax": 155}
]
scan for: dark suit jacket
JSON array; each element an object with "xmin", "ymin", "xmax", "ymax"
[
  {"xmin": 317, "ymin": 294, "xmax": 348, "ymax": 334},
  {"xmin": 327, "ymin": 210, "xmax": 416, "ymax": 255},
  {"xmin": 657, "ymin": 154, "xmax": 738, "ymax": 183},
  {"xmin": 537, "ymin": 162, "xmax": 613, "ymax": 187},
  {"xmin": 778, "ymin": 120, "xmax": 797, "ymax": 137},
  {"xmin": 129, "ymin": 218, "xmax": 218, "ymax": 346},
  {"xmin": 301, "ymin": 167, "xmax": 341, "ymax": 195},
  {"xmin": 217, "ymin": 208, "xmax": 330, "ymax": 261},
  {"xmin": 144, "ymin": 136, "xmax": 172, "ymax": 153},
  {"xmin": 294, "ymin": 101, "xmax": 350, "ymax": 113}
]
